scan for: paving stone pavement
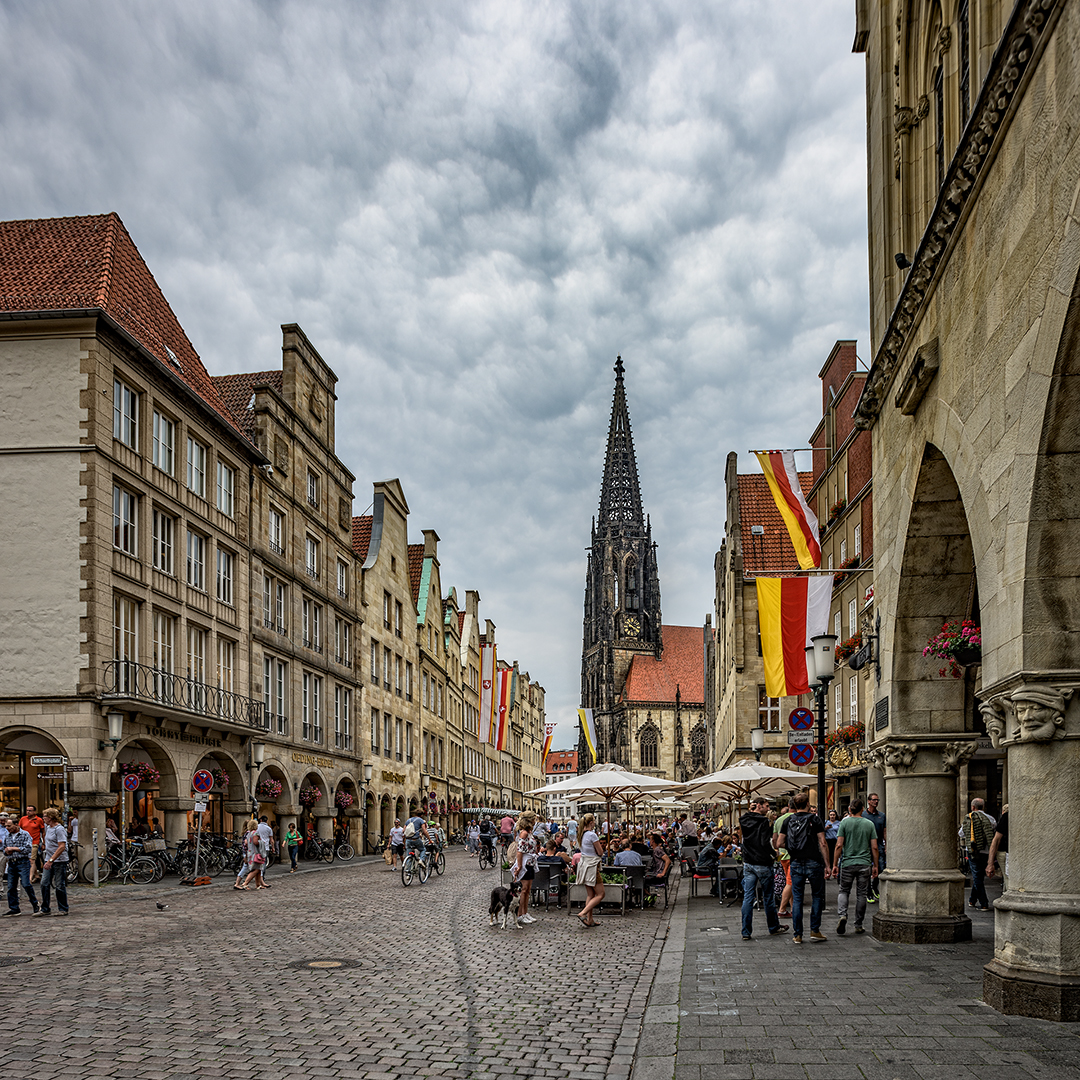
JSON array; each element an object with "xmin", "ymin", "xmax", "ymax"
[
  {"xmin": 651, "ymin": 876, "xmax": 1080, "ymax": 1080},
  {"xmin": 0, "ymin": 851, "xmax": 676, "ymax": 1080}
]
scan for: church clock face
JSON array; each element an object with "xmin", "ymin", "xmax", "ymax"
[{"xmin": 624, "ymin": 615, "xmax": 641, "ymax": 637}]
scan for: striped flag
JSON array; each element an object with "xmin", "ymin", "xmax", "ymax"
[
  {"xmin": 577, "ymin": 707, "xmax": 598, "ymax": 765},
  {"xmin": 494, "ymin": 667, "xmax": 512, "ymax": 751},
  {"xmin": 541, "ymin": 722, "xmax": 556, "ymax": 765},
  {"xmin": 479, "ymin": 642, "xmax": 496, "ymax": 743},
  {"xmin": 756, "ymin": 575, "xmax": 833, "ymax": 697},
  {"xmin": 754, "ymin": 451, "xmax": 821, "ymax": 569}
]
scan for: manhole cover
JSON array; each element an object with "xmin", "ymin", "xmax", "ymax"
[
  {"xmin": 289, "ymin": 958, "xmax": 362, "ymax": 970},
  {"xmin": 0, "ymin": 957, "xmax": 33, "ymax": 967}
]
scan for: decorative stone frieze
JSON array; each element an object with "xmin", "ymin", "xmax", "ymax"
[{"xmin": 940, "ymin": 740, "xmax": 978, "ymax": 774}]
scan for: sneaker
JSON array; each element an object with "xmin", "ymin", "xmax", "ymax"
[
  {"xmin": 54, "ymin": 911, "xmax": 68, "ymax": 917},
  {"xmin": 742, "ymin": 934, "xmax": 752, "ymax": 940},
  {"xmin": 31, "ymin": 910, "xmax": 49, "ymax": 917},
  {"xmin": 836, "ymin": 916, "xmax": 847, "ymax": 935},
  {"xmin": 516, "ymin": 916, "xmax": 527, "ymax": 928},
  {"xmin": 854, "ymin": 926, "xmax": 866, "ymax": 934},
  {"xmin": 792, "ymin": 935, "xmax": 802, "ymax": 944},
  {"xmin": 867, "ymin": 894, "xmax": 878, "ymax": 904},
  {"xmin": 810, "ymin": 930, "xmax": 827, "ymax": 942},
  {"xmin": 0, "ymin": 910, "xmax": 19, "ymax": 916},
  {"xmin": 769, "ymin": 926, "xmax": 789, "ymax": 936}
]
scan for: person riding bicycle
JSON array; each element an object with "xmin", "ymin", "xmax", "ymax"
[
  {"xmin": 499, "ymin": 814, "xmax": 514, "ymax": 851},
  {"xmin": 403, "ymin": 813, "xmax": 430, "ymax": 863},
  {"xmin": 477, "ymin": 816, "xmax": 496, "ymax": 863}
]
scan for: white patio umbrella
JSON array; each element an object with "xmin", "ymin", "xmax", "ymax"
[{"xmin": 681, "ymin": 759, "xmax": 812, "ymax": 803}]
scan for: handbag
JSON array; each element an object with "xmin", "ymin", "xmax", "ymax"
[{"xmin": 251, "ymin": 852, "xmax": 266, "ymax": 866}]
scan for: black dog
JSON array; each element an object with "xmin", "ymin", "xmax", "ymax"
[{"xmin": 489, "ymin": 881, "xmax": 522, "ymax": 929}]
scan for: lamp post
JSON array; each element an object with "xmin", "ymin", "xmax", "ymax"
[
  {"xmin": 806, "ymin": 634, "xmax": 838, "ymax": 820},
  {"xmin": 750, "ymin": 725, "xmax": 765, "ymax": 762},
  {"xmin": 100, "ymin": 709, "xmax": 124, "ymax": 751},
  {"xmin": 361, "ymin": 763, "xmax": 372, "ymax": 852},
  {"xmin": 421, "ymin": 773, "xmax": 431, "ymax": 819},
  {"xmin": 246, "ymin": 740, "xmax": 266, "ymax": 817}
]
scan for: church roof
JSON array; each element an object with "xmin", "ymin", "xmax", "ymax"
[
  {"xmin": 598, "ymin": 355, "xmax": 645, "ymax": 526},
  {"xmin": 737, "ymin": 471, "xmax": 815, "ymax": 576},
  {"xmin": 622, "ymin": 625, "xmax": 704, "ymax": 705}
]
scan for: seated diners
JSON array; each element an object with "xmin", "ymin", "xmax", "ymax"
[{"xmin": 613, "ymin": 839, "xmax": 643, "ymax": 867}]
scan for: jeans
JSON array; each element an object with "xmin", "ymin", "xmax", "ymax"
[
  {"xmin": 837, "ymin": 864, "xmax": 870, "ymax": 927},
  {"xmin": 741, "ymin": 863, "xmax": 780, "ymax": 937},
  {"xmin": 288, "ymin": 845, "xmax": 298, "ymax": 869},
  {"xmin": 790, "ymin": 860, "xmax": 826, "ymax": 936},
  {"xmin": 969, "ymin": 849, "xmax": 989, "ymax": 907},
  {"xmin": 6, "ymin": 859, "xmax": 38, "ymax": 912},
  {"xmin": 40, "ymin": 862, "xmax": 68, "ymax": 913}
]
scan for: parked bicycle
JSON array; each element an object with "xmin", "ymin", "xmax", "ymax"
[
  {"xmin": 80, "ymin": 842, "xmax": 158, "ymax": 885},
  {"xmin": 302, "ymin": 832, "xmax": 335, "ymax": 863}
]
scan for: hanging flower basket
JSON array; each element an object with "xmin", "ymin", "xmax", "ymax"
[
  {"xmin": 119, "ymin": 761, "xmax": 161, "ymax": 785},
  {"xmin": 211, "ymin": 768, "xmax": 230, "ymax": 790},
  {"xmin": 824, "ymin": 721, "xmax": 865, "ymax": 751},
  {"xmin": 335, "ymin": 789, "xmax": 354, "ymax": 810},
  {"xmin": 835, "ymin": 634, "xmax": 862, "ymax": 663},
  {"xmin": 923, "ymin": 621, "xmax": 982, "ymax": 679},
  {"xmin": 256, "ymin": 778, "xmax": 282, "ymax": 800},
  {"xmin": 298, "ymin": 786, "xmax": 323, "ymax": 808}
]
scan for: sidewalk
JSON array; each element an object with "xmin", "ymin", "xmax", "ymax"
[{"xmin": 632, "ymin": 876, "xmax": 1080, "ymax": 1080}]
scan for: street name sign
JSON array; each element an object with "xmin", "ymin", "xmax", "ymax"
[
  {"xmin": 30, "ymin": 756, "xmax": 65, "ymax": 766},
  {"xmin": 67, "ymin": 764, "xmax": 89, "ymax": 772}
]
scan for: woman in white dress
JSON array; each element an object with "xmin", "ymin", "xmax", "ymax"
[{"xmin": 576, "ymin": 813, "xmax": 606, "ymax": 927}]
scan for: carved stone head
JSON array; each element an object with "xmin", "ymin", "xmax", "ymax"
[
  {"xmin": 979, "ymin": 701, "xmax": 1007, "ymax": 749},
  {"xmin": 1009, "ymin": 684, "xmax": 1070, "ymax": 742}
]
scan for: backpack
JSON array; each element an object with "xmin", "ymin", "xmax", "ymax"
[
  {"xmin": 784, "ymin": 813, "xmax": 821, "ymax": 860},
  {"xmin": 404, "ymin": 821, "xmax": 416, "ymax": 839}
]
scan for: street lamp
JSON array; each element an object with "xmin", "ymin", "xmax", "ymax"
[
  {"xmin": 361, "ymin": 763, "xmax": 373, "ymax": 853},
  {"xmin": 248, "ymin": 740, "xmax": 266, "ymax": 815},
  {"xmin": 100, "ymin": 710, "xmax": 124, "ymax": 751},
  {"xmin": 421, "ymin": 773, "xmax": 431, "ymax": 816},
  {"xmin": 806, "ymin": 633, "xmax": 838, "ymax": 820},
  {"xmin": 750, "ymin": 725, "xmax": 765, "ymax": 762}
]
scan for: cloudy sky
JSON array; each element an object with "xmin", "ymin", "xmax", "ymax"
[{"xmin": 1, "ymin": 0, "xmax": 870, "ymax": 747}]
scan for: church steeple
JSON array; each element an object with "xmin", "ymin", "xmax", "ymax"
[{"xmin": 598, "ymin": 356, "xmax": 644, "ymax": 526}]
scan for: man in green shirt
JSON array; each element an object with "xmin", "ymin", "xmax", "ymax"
[{"xmin": 832, "ymin": 799, "xmax": 879, "ymax": 935}]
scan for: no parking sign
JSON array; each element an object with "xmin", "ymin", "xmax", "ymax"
[
  {"xmin": 192, "ymin": 769, "xmax": 214, "ymax": 793},
  {"xmin": 789, "ymin": 744, "xmax": 815, "ymax": 767}
]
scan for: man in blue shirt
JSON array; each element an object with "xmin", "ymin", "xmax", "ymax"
[
  {"xmin": 1, "ymin": 815, "xmax": 39, "ymax": 915},
  {"xmin": 613, "ymin": 840, "xmax": 643, "ymax": 867}
]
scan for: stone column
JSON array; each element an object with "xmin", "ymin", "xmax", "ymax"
[
  {"xmin": 154, "ymin": 798, "xmax": 196, "ymax": 848},
  {"xmin": 69, "ymin": 793, "xmax": 122, "ymax": 855},
  {"xmin": 870, "ymin": 739, "xmax": 976, "ymax": 944},
  {"xmin": 313, "ymin": 807, "xmax": 335, "ymax": 839},
  {"xmin": 981, "ymin": 679, "xmax": 1080, "ymax": 1021}
]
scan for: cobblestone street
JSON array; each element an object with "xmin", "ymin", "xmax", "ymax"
[{"xmin": 0, "ymin": 852, "xmax": 673, "ymax": 1080}]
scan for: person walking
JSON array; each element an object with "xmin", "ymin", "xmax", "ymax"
[
  {"xmin": 778, "ymin": 792, "xmax": 832, "ymax": 944},
  {"xmin": 37, "ymin": 808, "xmax": 69, "ymax": 917},
  {"xmin": 285, "ymin": 822, "xmax": 301, "ymax": 872},
  {"xmin": 255, "ymin": 816, "xmax": 275, "ymax": 885},
  {"xmin": 772, "ymin": 798, "xmax": 795, "ymax": 915},
  {"xmin": 832, "ymin": 799, "xmax": 878, "ymax": 935},
  {"xmin": 576, "ymin": 813, "xmax": 605, "ymax": 927},
  {"xmin": 987, "ymin": 806, "xmax": 1009, "ymax": 891},
  {"xmin": 863, "ymin": 793, "xmax": 887, "ymax": 902},
  {"xmin": 20, "ymin": 806, "xmax": 44, "ymax": 884},
  {"xmin": 824, "ymin": 810, "xmax": 840, "ymax": 866},
  {"xmin": 2, "ymin": 815, "xmax": 39, "ymax": 915},
  {"xmin": 234, "ymin": 820, "xmax": 256, "ymax": 890},
  {"xmin": 241, "ymin": 825, "xmax": 269, "ymax": 890},
  {"xmin": 738, "ymin": 797, "xmax": 787, "ymax": 940},
  {"xmin": 965, "ymin": 798, "xmax": 995, "ymax": 911},
  {"xmin": 388, "ymin": 819, "xmax": 405, "ymax": 870}
]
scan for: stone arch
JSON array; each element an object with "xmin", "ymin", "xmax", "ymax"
[
  {"xmin": 113, "ymin": 735, "xmax": 181, "ymax": 799},
  {"xmin": 380, "ymin": 793, "xmax": 393, "ymax": 836},
  {"xmin": 395, "ymin": 795, "xmax": 407, "ymax": 823},
  {"xmin": 254, "ymin": 761, "xmax": 292, "ymax": 814}
]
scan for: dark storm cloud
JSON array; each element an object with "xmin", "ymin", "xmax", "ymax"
[{"xmin": 0, "ymin": 0, "xmax": 870, "ymax": 744}]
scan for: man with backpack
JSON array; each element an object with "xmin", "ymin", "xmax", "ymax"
[
  {"xmin": 404, "ymin": 813, "xmax": 430, "ymax": 862},
  {"xmin": 777, "ymin": 791, "xmax": 832, "ymax": 944}
]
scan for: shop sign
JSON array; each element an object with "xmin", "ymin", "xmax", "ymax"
[
  {"xmin": 382, "ymin": 771, "xmax": 406, "ymax": 785},
  {"xmin": 144, "ymin": 725, "xmax": 221, "ymax": 748},
  {"xmin": 30, "ymin": 756, "xmax": 66, "ymax": 766},
  {"xmin": 291, "ymin": 752, "xmax": 337, "ymax": 769}
]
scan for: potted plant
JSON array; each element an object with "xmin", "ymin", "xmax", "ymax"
[
  {"xmin": 923, "ymin": 620, "xmax": 982, "ymax": 678},
  {"xmin": 256, "ymin": 778, "xmax": 282, "ymax": 800},
  {"xmin": 824, "ymin": 721, "xmax": 865, "ymax": 751},
  {"xmin": 335, "ymin": 789, "xmax": 354, "ymax": 810},
  {"xmin": 298, "ymin": 785, "xmax": 323, "ymax": 808},
  {"xmin": 211, "ymin": 768, "xmax": 230, "ymax": 790},
  {"xmin": 835, "ymin": 634, "xmax": 862, "ymax": 664}
]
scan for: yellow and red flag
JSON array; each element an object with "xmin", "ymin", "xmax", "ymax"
[
  {"xmin": 754, "ymin": 451, "xmax": 821, "ymax": 570},
  {"xmin": 577, "ymin": 707, "xmax": 598, "ymax": 765},
  {"xmin": 756, "ymin": 575, "xmax": 833, "ymax": 697},
  {"xmin": 541, "ymin": 723, "xmax": 556, "ymax": 765}
]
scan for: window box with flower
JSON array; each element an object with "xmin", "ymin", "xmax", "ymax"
[
  {"xmin": 119, "ymin": 760, "xmax": 161, "ymax": 786},
  {"xmin": 334, "ymin": 789, "xmax": 354, "ymax": 810},
  {"xmin": 923, "ymin": 620, "xmax": 981, "ymax": 679},
  {"xmin": 835, "ymin": 634, "xmax": 862, "ymax": 664},
  {"xmin": 256, "ymin": 778, "xmax": 283, "ymax": 800},
  {"xmin": 298, "ymin": 785, "xmax": 324, "ymax": 808},
  {"xmin": 211, "ymin": 768, "xmax": 230, "ymax": 790},
  {"xmin": 824, "ymin": 721, "xmax": 865, "ymax": 751}
]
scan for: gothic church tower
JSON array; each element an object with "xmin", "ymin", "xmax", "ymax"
[{"xmin": 580, "ymin": 357, "xmax": 662, "ymax": 768}]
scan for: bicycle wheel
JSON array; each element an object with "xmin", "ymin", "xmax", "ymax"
[
  {"xmin": 321, "ymin": 843, "xmax": 334, "ymax": 864},
  {"xmin": 176, "ymin": 851, "xmax": 196, "ymax": 877},
  {"xmin": 434, "ymin": 851, "xmax": 445, "ymax": 876},
  {"xmin": 304, "ymin": 843, "xmax": 320, "ymax": 861},
  {"xmin": 207, "ymin": 850, "xmax": 228, "ymax": 877},
  {"xmin": 418, "ymin": 856, "xmax": 431, "ymax": 884},
  {"xmin": 127, "ymin": 856, "xmax": 158, "ymax": 885},
  {"xmin": 401, "ymin": 855, "xmax": 415, "ymax": 886},
  {"xmin": 336, "ymin": 843, "xmax": 355, "ymax": 862},
  {"xmin": 477, "ymin": 847, "xmax": 489, "ymax": 870},
  {"xmin": 82, "ymin": 854, "xmax": 111, "ymax": 883},
  {"xmin": 66, "ymin": 860, "xmax": 80, "ymax": 885}
]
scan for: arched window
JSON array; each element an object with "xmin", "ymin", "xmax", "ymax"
[
  {"xmin": 625, "ymin": 555, "xmax": 638, "ymax": 611},
  {"xmin": 640, "ymin": 726, "xmax": 658, "ymax": 770},
  {"xmin": 690, "ymin": 724, "xmax": 707, "ymax": 768},
  {"xmin": 613, "ymin": 571, "xmax": 620, "ymax": 610}
]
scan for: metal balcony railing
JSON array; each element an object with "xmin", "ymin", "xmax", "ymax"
[{"xmin": 103, "ymin": 660, "xmax": 267, "ymax": 730}]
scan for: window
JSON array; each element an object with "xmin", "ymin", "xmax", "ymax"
[
  {"xmin": 758, "ymin": 687, "xmax": 781, "ymax": 732},
  {"xmin": 188, "ymin": 624, "xmax": 207, "ymax": 711},
  {"xmin": 152, "ymin": 612, "xmax": 174, "ymax": 701},
  {"xmin": 438, "ymin": 738, "xmax": 444, "ymax": 776},
  {"xmin": 302, "ymin": 673, "xmax": 322, "ymax": 742},
  {"xmin": 305, "ymin": 536, "xmax": 319, "ymax": 579},
  {"xmin": 834, "ymin": 610, "xmax": 841, "ymax": 638},
  {"xmin": 307, "ymin": 470, "xmax": 319, "ymax": 508},
  {"xmin": 335, "ymin": 687, "xmax": 352, "ymax": 750},
  {"xmin": 383, "ymin": 713, "xmax": 392, "ymax": 759},
  {"xmin": 152, "ymin": 411, "xmax": 174, "ymax": 474},
  {"xmin": 405, "ymin": 721, "xmax": 414, "ymax": 764},
  {"xmin": 335, "ymin": 619, "xmax": 350, "ymax": 666},
  {"xmin": 959, "ymin": 0, "xmax": 971, "ymax": 124},
  {"xmin": 423, "ymin": 671, "xmax": 429, "ymax": 709},
  {"xmin": 275, "ymin": 583, "xmax": 287, "ymax": 633},
  {"xmin": 217, "ymin": 638, "xmax": 235, "ymax": 694},
  {"xmin": 840, "ymin": 538, "xmax": 847, "ymax": 564},
  {"xmin": 383, "ymin": 647, "xmax": 391, "ymax": 690},
  {"xmin": 934, "ymin": 64, "xmax": 945, "ymax": 192},
  {"xmin": 263, "ymin": 656, "xmax": 289, "ymax": 735},
  {"xmin": 113, "ymin": 485, "xmax": 137, "ymax": 555},
  {"xmin": 833, "ymin": 681, "xmax": 842, "ymax": 731},
  {"xmin": 186, "ymin": 437, "xmax": 206, "ymax": 498},
  {"xmin": 371, "ymin": 707, "xmax": 380, "ymax": 754},
  {"xmin": 395, "ymin": 601, "xmax": 402, "ymax": 638},
  {"xmin": 383, "ymin": 591, "xmax": 391, "ymax": 630},
  {"xmin": 395, "ymin": 655, "xmax": 402, "ymax": 697},
  {"xmin": 337, "ymin": 561, "xmax": 348, "ymax": 599},
  {"xmin": 113, "ymin": 379, "xmax": 138, "ymax": 448},
  {"xmin": 848, "ymin": 598, "xmax": 857, "ymax": 638},
  {"xmin": 849, "ymin": 675, "xmax": 858, "ymax": 726},
  {"xmin": 216, "ymin": 549, "xmax": 234, "ymax": 605},
  {"xmin": 186, "ymin": 529, "xmax": 205, "ymax": 591},
  {"xmin": 113, "ymin": 595, "xmax": 139, "ymax": 692},
  {"xmin": 406, "ymin": 661, "xmax": 414, "ymax": 702},
  {"xmin": 395, "ymin": 718, "xmax": 403, "ymax": 762},
  {"xmin": 853, "ymin": 523, "xmax": 862, "ymax": 558},
  {"xmin": 263, "ymin": 575, "xmax": 272, "ymax": 626},
  {"xmin": 302, "ymin": 600, "xmax": 322, "ymax": 652},
  {"xmin": 216, "ymin": 461, "xmax": 235, "ymax": 517},
  {"xmin": 370, "ymin": 639, "xmax": 379, "ymax": 683},
  {"xmin": 152, "ymin": 509, "xmax": 174, "ymax": 574},
  {"xmin": 268, "ymin": 508, "xmax": 284, "ymax": 555},
  {"xmin": 640, "ymin": 727, "xmax": 658, "ymax": 769}
]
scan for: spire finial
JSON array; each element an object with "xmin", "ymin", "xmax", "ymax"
[{"xmin": 614, "ymin": 355, "xmax": 624, "ymax": 378}]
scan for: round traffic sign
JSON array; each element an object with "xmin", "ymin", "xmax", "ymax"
[
  {"xmin": 788, "ymin": 707, "xmax": 814, "ymax": 731},
  {"xmin": 789, "ymin": 744, "xmax": 815, "ymax": 767},
  {"xmin": 192, "ymin": 769, "xmax": 214, "ymax": 793},
  {"xmin": 123, "ymin": 773, "xmax": 140, "ymax": 792}
]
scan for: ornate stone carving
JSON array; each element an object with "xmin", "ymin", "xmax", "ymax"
[
  {"xmin": 915, "ymin": 94, "xmax": 930, "ymax": 122},
  {"xmin": 854, "ymin": 0, "xmax": 1066, "ymax": 430},
  {"xmin": 938, "ymin": 27, "xmax": 951, "ymax": 53},
  {"xmin": 1011, "ymin": 683, "xmax": 1072, "ymax": 742},
  {"xmin": 979, "ymin": 700, "xmax": 1007, "ymax": 748},
  {"xmin": 941, "ymin": 740, "xmax": 978, "ymax": 773},
  {"xmin": 866, "ymin": 742, "xmax": 918, "ymax": 773},
  {"xmin": 894, "ymin": 106, "xmax": 916, "ymax": 134}
]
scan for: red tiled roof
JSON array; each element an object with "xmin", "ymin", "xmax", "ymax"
[
  {"xmin": 622, "ymin": 625, "xmax": 704, "ymax": 705},
  {"xmin": 546, "ymin": 750, "xmax": 578, "ymax": 776},
  {"xmin": 458, "ymin": 611, "xmax": 466, "ymax": 634},
  {"xmin": 407, "ymin": 544, "xmax": 424, "ymax": 604},
  {"xmin": 212, "ymin": 370, "xmax": 283, "ymax": 438},
  {"xmin": 352, "ymin": 515, "xmax": 373, "ymax": 561},
  {"xmin": 0, "ymin": 213, "xmax": 246, "ymax": 441},
  {"xmin": 737, "ymin": 471, "xmax": 814, "ymax": 577}
]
